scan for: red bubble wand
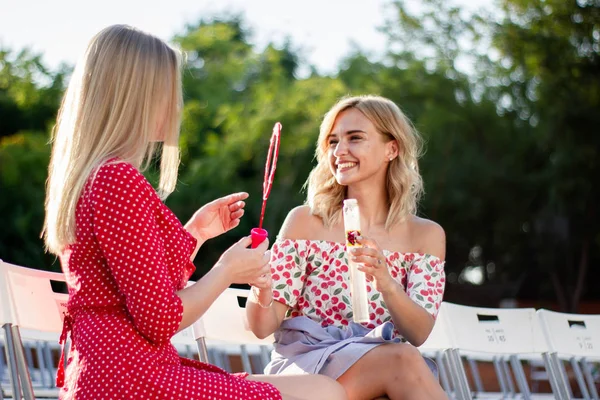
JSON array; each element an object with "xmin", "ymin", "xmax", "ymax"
[{"xmin": 251, "ymin": 122, "xmax": 282, "ymax": 248}]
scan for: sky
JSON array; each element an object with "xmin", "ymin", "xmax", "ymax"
[{"xmin": 0, "ymin": 0, "xmax": 494, "ymax": 75}]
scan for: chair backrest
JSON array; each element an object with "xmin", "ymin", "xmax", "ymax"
[
  {"xmin": 192, "ymin": 287, "xmax": 273, "ymax": 345},
  {"xmin": 171, "ymin": 326, "xmax": 198, "ymax": 346},
  {"xmin": 442, "ymin": 302, "xmax": 547, "ymax": 356},
  {"xmin": 3, "ymin": 261, "xmax": 68, "ymax": 338},
  {"xmin": 537, "ymin": 308, "xmax": 600, "ymax": 360},
  {"xmin": 0, "ymin": 259, "xmax": 16, "ymax": 326},
  {"xmin": 418, "ymin": 302, "xmax": 454, "ymax": 352}
]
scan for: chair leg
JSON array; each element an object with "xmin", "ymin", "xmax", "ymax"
[
  {"xmin": 436, "ymin": 351, "xmax": 453, "ymax": 395},
  {"xmin": 467, "ymin": 358, "xmax": 484, "ymax": 393},
  {"xmin": 0, "ymin": 342, "xmax": 4, "ymax": 400},
  {"xmin": 581, "ymin": 358, "xmax": 599, "ymax": 400},
  {"xmin": 12, "ymin": 326, "xmax": 34, "ymax": 400},
  {"xmin": 0, "ymin": 342, "xmax": 6, "ymax": 399},
  {"xmin": 221, "ymin": 350, "xmax": 232, "ymax": 372},
  {"xmin": 3, "ymin": 324, "xmax": 21, "ymax": 400},
  {"xmin": 23, "ymin": 345, "xmax": 36, "ymax": 385},
  {"xmin": 449, "ymin": 349, "xmax": 471, "ymax": 400},
  {"xmin": 259, "ymin": 346, "xmax": 271, "ymax": 373},
  {"xmin": 501, "ymin": 358, "xmax": 516, "ymax": 396},
  {"xmin": 542, "ymin": 352, "xmax": 566, "ymax": 400},
  {"xmin": 441, "ymin": 351, "xmax": 459, "ymax": 398},
  {"xmin": 509, "ymin": 355, "xmax": 531, "ymax": 400},
  {"xmin": 571, "ymin": 357, "xmax": 591, "ymax": 400},
  {"xmin": 34, "ymin": 342, "xmax": 48, "ymax": 388},
  {"xmin": 493, "ymin": 357, "xmax": 509, "ymax": 396},
  {"xmin": 195, "ymin": 337, "xmax": 209, "ymax": 363},
  {"xmin": 555, "ymin": 354, "xmax": 574, "ymax": 399},
  {"xmin": 42, "ymin": 342, "xmax": 55, "ymax": 384},
  {"xmin": 443, "ymin": 350, "xmax": 461, "ymax": 399},
  {"xmin": 239, "ymin": 345, "xmax": 252, "ymax": 374}
]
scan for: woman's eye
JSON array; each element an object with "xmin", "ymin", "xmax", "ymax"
[
  {"xmin": 350, "ymin": 136, "xmax": 361, "ymax": 141},
  {"xmin": 328, "ymin": 140, "xmax": 338, "ymax": 146}
]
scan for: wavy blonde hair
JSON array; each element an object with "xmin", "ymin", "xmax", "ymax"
[
  {"xmin": 306, "ymin": 95, "xmax": 424, "ymax": 229},
  {"xmin": 44, "ymin": 24, "xmax": 183, "ymax": 254}
]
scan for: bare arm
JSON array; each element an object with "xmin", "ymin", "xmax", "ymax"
[
  {"xmin": 176, "ymin": 263, "xmax": 230, "ymax": 331},
  {"xmin": 177, "ymin": 236, "xmax": 271, "ymax": 332},
  {"xmin": 355, "ymin": 221, "xmax": 446, "ymax": 346},
  {"xmin": 388, "ymin": 222, "xmax": 445, "ymax": 345},
  {"xmin": 246, "ymin": 293, "xmax": 290, "ymax": 339},
  {"xmin": 379, "ymin": 280, "xmax": 435, "ymax": 346},
  {"xmin": 245, "ymin": 206, "xmax": 314, "ymax": 338}
]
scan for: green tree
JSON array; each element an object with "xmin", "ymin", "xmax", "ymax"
[
  {"xmin": 0, "ymin": 49, "xmax": 65, "ymax": 271},
  {"xmin": 0, "ymin": 48, "xmax": 67, "ymax": 138},
  {"xmin": 486, "ymin": 0, "xmax": 600, "ymax": 311},
  {"xmin": 380, "ymin": 0, "xmax": 600, "ymax": 310},
  {"xmin": 168, "ymin": 16, "xmax": 348, "ymax": 273}
]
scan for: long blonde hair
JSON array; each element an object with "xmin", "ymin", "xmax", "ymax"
[
  {"xmin": 306, "ymin": 95, "xmax": 424, "ymax": 229},
  {"xmin": 44, "ymin": 24, "xmax": 183, "ymax": 254}
]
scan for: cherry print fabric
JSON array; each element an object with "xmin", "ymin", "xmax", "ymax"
[
  {"xmin": 58, "ymin": 160, "xmax": 281, "ymax": 400},
  {"xmin": 270, "ymin": 239, "xmax": 445, "ymax": 338}
]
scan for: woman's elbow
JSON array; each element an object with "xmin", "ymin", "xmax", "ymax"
[
  {"xmin": 410, "ymin": 333, "xmax": 429, "ymax": 347},
  {"xmin": 253, "ymin": 329, "xmax": 272, "ymax": 340},
  {"xmin": 410, "ymin": 319, "xmax": 435, "ymax": 347},
  {"xmin": 247, "ymin": 315, "xmax": 275, "ymax": 339}
]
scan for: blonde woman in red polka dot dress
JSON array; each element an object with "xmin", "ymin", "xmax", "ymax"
[
  {"xmin": 43, "ymin": 25, "xmax": 346, "ymax": 400},
  {"xmin": 247, "ymin": 96, "xmax": 449, "ymax": 399}
]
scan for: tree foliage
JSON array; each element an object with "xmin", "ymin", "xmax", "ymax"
[{"xmin": 1, "ymin": 3, "xmax": 598, "ymax": 311}]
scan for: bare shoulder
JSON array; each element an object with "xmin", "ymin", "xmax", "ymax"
[
  {"xmin": 409, "ymin": 216, "xmax": 446, "ymax": 261},
  {"xmin": 277, "ymin": 205, "xmax": 324, "ymax": 241}
]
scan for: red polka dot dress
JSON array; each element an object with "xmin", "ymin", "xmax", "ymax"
[{"xmin": 57, "ymin": 160, "xmax": 281, "ymax": 400}]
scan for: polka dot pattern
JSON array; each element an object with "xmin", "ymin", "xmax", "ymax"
[
  {"xmin": 270, "ymin": 239, "xmax": 445, "ymax": 339},
  {"xmin": 58, "ymin": 160, "xmax": 281, "ymax": 400}
]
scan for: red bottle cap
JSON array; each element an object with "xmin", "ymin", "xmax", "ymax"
[{"xmin": 250, "ymin": 228, "xmax": 268, "ymax": 248}]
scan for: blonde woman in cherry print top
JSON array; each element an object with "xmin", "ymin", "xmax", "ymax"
[
  {"xmin": 43, "ymin": 25, "xmax": 346, "ymax": 400},
  {"xmin": 247, "ymin": 95, "xmax": 448, "ymax": 400}
]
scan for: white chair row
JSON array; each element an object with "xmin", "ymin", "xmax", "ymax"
[
  {"xmin": 3, "ymin": 258, "xmax": 599, "ymax": 399},
  {"xmin": 418, "ymin": 302, "xmax": 600, "ymax": 400},
  {"xmin": 0, "ymin": 259, "xmax": 274, "ymax": 399}
]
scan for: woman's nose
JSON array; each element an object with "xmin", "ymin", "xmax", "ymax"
[{"xmin": 333, "ymin": 140, "xmax": 347, "ymax": 157}]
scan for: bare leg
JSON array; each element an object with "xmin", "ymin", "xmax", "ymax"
[
  {"xmin": 337, "ymin": 343, "xmax": 448, "ymax": 400},
  {"xmin": 248, "ymin": 373, "xmax": 348, "ymax": 400}
]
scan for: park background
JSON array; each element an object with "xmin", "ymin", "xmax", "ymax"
[{"xmin": 1, "ymin": 0, "xmax": 599, "ymax": 316}]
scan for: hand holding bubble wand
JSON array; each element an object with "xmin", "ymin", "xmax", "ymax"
[{"xmin": 251, "ymin": 122, "xmax": 282, "ymax": 248}]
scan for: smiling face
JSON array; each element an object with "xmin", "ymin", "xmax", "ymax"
[{"xmin": 326, "ymin": 107, "xmax": 397, "ymax": 186}]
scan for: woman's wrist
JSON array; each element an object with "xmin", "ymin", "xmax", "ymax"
[
  {"xmin": 184, "ymin": 224, "xmax": 206, "ymax": 247},
  {"xmin": 378, "ymin": 278, "xmax": 402, "ymax": 296},
  {"xmin": 251, "ymin": 285, "xmax": 274, "ymax": 308}
]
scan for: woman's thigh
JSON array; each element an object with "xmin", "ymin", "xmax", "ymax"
[
  {"xmin": 336, "ymin": 342, "xmax": 438, "ymax": 400},
  {"xmin": 248, "ymin": 373, "xmax": 348, "ymax": 400}
]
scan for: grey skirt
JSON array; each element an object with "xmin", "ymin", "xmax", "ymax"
[{"xmin": 264, "ymin": 316, "xmax": 438, "ymax": 380}]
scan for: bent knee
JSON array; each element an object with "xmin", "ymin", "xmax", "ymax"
[{"xmin": 391, "ymin": 343, "xmax": 423, "ymax": 365}]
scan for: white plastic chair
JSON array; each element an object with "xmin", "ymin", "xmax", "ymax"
[
  {"xmin": 418, "ymin": 303, "xmax": 461, "ymax": 398},
  {"xmin": 537, "ymin": 309, "xmax": 600, "ymax": 400},
  {"xmin": 3, "ymin": 260, "xmax": 69, "ymax": 399},
  {"xmin": 0, "ymin": 259, "xmax": 22, "ymax": 399},
  {"xmin": 171, "ymin": 325, "xmax": 201, "ymax": 360},
  {"xmin": 192, "ymin": 287, "xmax": 274, "ymax": 374},
  {"xmin": 441, "ymin": 302, "xmax": 555, "ymax": 400}
]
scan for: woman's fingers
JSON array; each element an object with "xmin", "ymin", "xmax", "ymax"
[
  {"xmin": 355, "ymin": 235, "xmax": 381, "ymax": 250},
  {"xmin": 229, "ymin": 200, "xmax": 246, "ymax": 212},
  {"xmin": 350, "ymin": 244, "xmax": 380, "ymax": 258},
  {"xmin": 230, "ymin": 209, "xmax": 244, "ymax": 220},
  {"xmin": 351, "ymin": 254, "xmax": 380, "ymax": 265}
]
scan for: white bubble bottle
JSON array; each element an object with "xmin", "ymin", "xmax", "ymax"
[{"xmin": 342, "ymin": 199, "xmax": 369, "ymax": 323}]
